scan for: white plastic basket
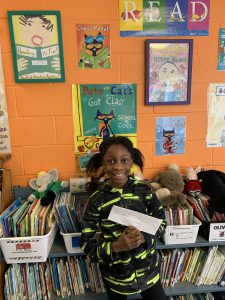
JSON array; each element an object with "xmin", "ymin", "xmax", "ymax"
[
  {"xmin": 0, "ymin": 222, "xmax": 58, "ymax": 263},
  {"xmin": 61, "ymin": 232, "xmax": 84, "ymax": 254},
  {"xmin": 163, "ymin": 216, "xmax": 201, "ymax": 245}
]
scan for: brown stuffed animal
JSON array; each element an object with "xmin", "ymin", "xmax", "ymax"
[{"xmin": 150, "ymin": 164, "xmax": 186, "ymax": 206}]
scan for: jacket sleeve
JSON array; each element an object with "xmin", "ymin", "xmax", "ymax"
[
  {"xmin": 142, "ymin": 190, "xmax": 167, "ymax": 249},
  {"xmin": 79, "ymin": 192, "xmax": 117, "ymax": 264}
]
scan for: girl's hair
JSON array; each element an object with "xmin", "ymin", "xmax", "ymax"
[{"xmin": 85, "ymin": 136, "xmax": 144, "ymax": 192}]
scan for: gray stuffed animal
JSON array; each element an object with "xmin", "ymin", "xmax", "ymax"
[{"xmin": 150, "ymin": 164, "xmax": 186, "ymax": 206}]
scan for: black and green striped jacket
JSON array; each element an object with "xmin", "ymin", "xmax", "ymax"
[{"xmin": 80, "ymin": 177, "xmax": 167, "ymax": 295}]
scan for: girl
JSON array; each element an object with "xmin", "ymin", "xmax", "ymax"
[{"xmin": 80, "ymin": 136, "xmax": 167, "ymax": 300}]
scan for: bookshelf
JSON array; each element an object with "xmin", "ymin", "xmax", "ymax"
[
  {"xmin": 50, "ymin": 233, "xmax": 225, "ymax": 298},
  {"xmin": 0, "ymin": 169, "xmax": 13, "ymax": 300},
  {"xmin": 48, "ymin": 233, "xmax": 225, "ymax": 298},
  {"xmin": 2, "ymin": 231, "xmax": 223, "ymax": 299},
  {"xmin": 1, "ymin": 188, "xmax": 225, "ymax": 299}
]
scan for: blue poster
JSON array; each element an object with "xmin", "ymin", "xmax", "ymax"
[{"xmin": 156, "ymin": 116, "xmax": 186, "ymax": 156}]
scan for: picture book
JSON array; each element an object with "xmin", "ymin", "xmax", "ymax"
[
  {"xmin": 11, "ymin": 201, "xmax": 29, "ymax": 237},
  {"xmin": 39, "ymin": 203, "xmax": 53, "ymax": 235},
  {"xmin": 0, "ymin": 198, "xmax": 22, "ymax": 236},
  {"xmin": 30, "ymin": 200, "xmax": 42, "ymax": 236},
  {"xmin": 16, "ymin": 202, "xmax": 31, "ymax": 237}
]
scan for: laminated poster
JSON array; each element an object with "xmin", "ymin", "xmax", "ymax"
[
  {"xmin": 76, "ymin": 24, "xmax": 111, "ymax": 69},
  {"xmin": 0, "ymin": 46, "xmax": 11, "ymax": 157},
  {"xmin": 8, "ymin": 11, "xmax": 65, "ymax": 83},
  {"xmin": 156, "ymin": 116, "xmax": 186, "ymax": 156},
  {"xmin": 218, "ymin": 28, "xmax": 225, "ymax": 71},
  {"xmin": 119, "ymin": 0, "xmax": 210, "ymax": 37},
  {"xmin": 72, "ymin": 84, "xmax": 137, "ymax": 164},
  {"xmin": 206, "ymin": 84, "xmax": 225, "ymax": 147}
]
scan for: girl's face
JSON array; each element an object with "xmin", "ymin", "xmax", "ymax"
[{"xmin": 102, "ymin": 144, "xmax": 133, "ymax": 188}]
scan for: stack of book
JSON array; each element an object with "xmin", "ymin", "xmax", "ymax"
[
  {"xmin": 159, "ymin": 246, "xmax": 225, "ymax": 288},
  {"xmin": 168, "ymin": 294, "xmax": 217, "ymax": 299},
  {"xmin": 53, "ymin": 192, "xmax": 89, "ymax": 233},
  {"xmin": 0, "ymin": 198, "xmax": 53, "ymax": 237},
  {"xmin": 163, "ymin": 200, "xmax": 194, "ymax": 225},
  {"xmin": 4, "ymin": 256, "xmax": 105, "ymax": 299},
  {"xmin": 186, "ymin": 193, "xmax": 225, "ymax": 223},
  {"xmin": 186, "ymin": 194, "xmax": 211, "ymax": 223}
]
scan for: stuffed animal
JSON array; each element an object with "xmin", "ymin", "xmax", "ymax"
[
  {"xmin": 150, "ymin": 163, "xmax": 186, "ymax": 206},
  {"xmin": 197, "ymin": 169, "xmax": 225, "ymax": 214},
  {"xmin": 183, "ymin": 166, "xmax": 202, "ymax": 197},
  {"xmin": 28, "ymin": 168, "xmax": 68, "ymax": 206}
]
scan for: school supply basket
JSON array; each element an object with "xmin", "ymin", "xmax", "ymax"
[
  {"xmin": 0, "ymin": 222, "xmax": 58, "ymax": 263},
  {"xmin": 163, "ymin": 216, "xmax": 201, "ymax": 245},
  {"xmin": 60, "ymin": 231, "xmax": 84, "ymax": 254}
]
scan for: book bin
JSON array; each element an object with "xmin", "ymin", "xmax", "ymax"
[
  {"xmin": 163, "ymin": 216, "xmax": 201, "ymax": 245},
  {"xmin": 0, "ymin": 222, "xmax": 57, "ymax": 263}
]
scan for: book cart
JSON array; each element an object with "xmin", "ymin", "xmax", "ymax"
[{"xmin": 1, "ymin": 188, "xmax": 225, "ymax": 300}]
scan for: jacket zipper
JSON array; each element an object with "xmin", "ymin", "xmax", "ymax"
[{"xmin": 121, "ymin": 192, "xmax": 141, "ymax": 290}]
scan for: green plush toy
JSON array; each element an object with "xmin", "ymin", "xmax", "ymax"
[{"xmin": 28, "ymin": 168, "xmax": 68, "ymax": 206}]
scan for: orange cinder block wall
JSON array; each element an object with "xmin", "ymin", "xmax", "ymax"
[{"xmin": 0, "ymin": 0, "xmax": 224, "ymax": 186}]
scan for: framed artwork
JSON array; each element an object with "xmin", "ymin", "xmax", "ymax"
[
  {"xmin": 8, "ymin": 11, "xmax": 65, "ymax": 83},
  {"xmin": 145, "ymin": 39, "xmax": 193, "ymax": 105}
]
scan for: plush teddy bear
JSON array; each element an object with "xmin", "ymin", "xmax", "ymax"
[
  {"xmin": 150, "ymin": 163, "xmax": 186, "ymax": 206},
  {"xmin": 183, "ymin": 166, "xmax": 202, "ymax": 197},
  {"xmin": 28, "ymin": 168, "xmax": 68, "ymax": 206},
  {"xmin": 197, "ymin": 169, "xmax": 225, "ymax": 214}
]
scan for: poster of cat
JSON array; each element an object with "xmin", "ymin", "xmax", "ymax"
[
  {"xmin": 156, "ymin": 116, "xmax": 186, "ymax": 156},
  {"xmin": 76, "ymin": 24, "xmax": 111, "ymax": 69}
]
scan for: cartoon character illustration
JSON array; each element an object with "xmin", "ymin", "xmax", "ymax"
[
  {"xmin": 95, "ymin": 110, "xmax": 115, "ymax": 140},
  {"xmin": 150, "ymin": 62, "xmax": 185, "ymax": 102},
  {"xmin": 79, "ymin": 32, "xmax": 111, "ymax": 69},
  {"xmin": 163, "ymin": 129, "xmax": 177, "ymax": 154},
  {"xmin": 219, "ymin": 40, "xmax": 225, "ymax": 64},
  {"xmin": 84, "ymin": 134, "xmax": 100, "ymax": 150},
  {"xmin": 14, "ymin": 14, "xmax": 62, "ymax": 80}
]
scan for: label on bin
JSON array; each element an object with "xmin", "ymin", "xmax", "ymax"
[
  {"xmin": 16, "ymin": 243, "xmax": 31, "ymax": 251},
  {"xmin": 209, "ymin": 222, "xmax": 225, "ymax": 241}
]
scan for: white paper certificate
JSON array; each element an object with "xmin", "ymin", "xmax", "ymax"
[{"xmin": 108, "ymin": 205, "xmax": 162, "ymax": 235}]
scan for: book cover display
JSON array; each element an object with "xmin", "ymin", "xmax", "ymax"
[
  {"xmin": 72, "ymin": 84, "xmax": 137, "ymax": 165},
  {"xmin": 76, "ymin": 24, "xmax": 111, "ymax": 69},
  {"xmin": 156, "ymin": 116, "xmax": 186, "ymax": 156},
  {"xmin": 218, "ymin": 28, "xmax": 225, "ymax": 71}
]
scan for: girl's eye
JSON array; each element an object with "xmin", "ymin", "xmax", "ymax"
[
  {"xmin": 107, "ymin": 159, "xmax": 115, "ymax": 164},
  {"xmin": 122, "ymin": 159, "xmax": 129, "ymax": 163}
]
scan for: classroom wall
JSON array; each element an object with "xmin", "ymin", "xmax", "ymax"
[{"xmin": 0, "ymin": 0, "xmax": 224, "ymax": 187}]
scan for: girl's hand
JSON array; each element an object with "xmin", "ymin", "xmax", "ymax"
[{"xmin": 112, "ymin": 226, "xmax": 145, "ymax": 253}]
